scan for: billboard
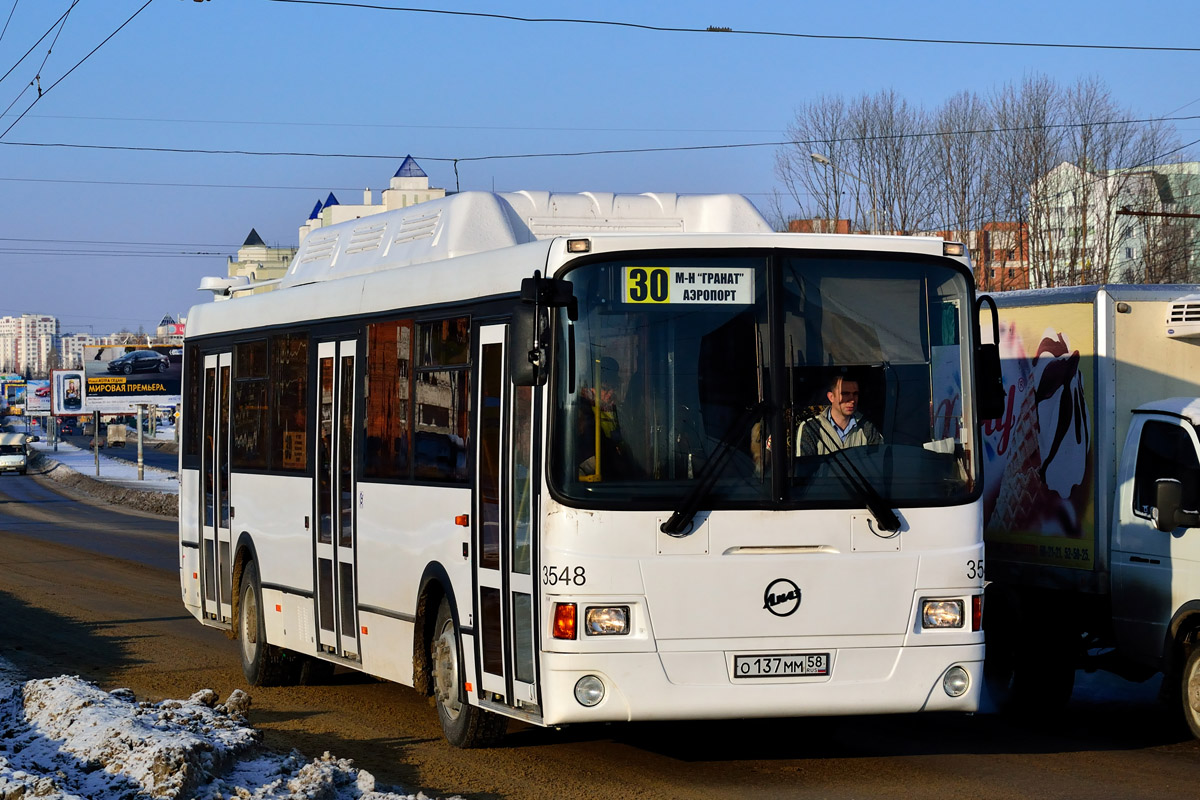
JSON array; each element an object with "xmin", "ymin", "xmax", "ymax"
[{"xmin": 81, "ymin": 345, "xmax": 182, "ymax": 413}]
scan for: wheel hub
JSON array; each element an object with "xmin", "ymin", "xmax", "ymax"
[{"xmin": 433, "ymin": 628, "xmax": 462, "ymax": 720}]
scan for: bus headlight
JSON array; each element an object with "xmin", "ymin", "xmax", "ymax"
[
  {"xmin": 585, "ymin": 606, "xmax": 629, "ymax": 635},
  {"xmin": 922, "ymin": 599, "xmax": 964, "ymax": 628},
  {"xmin": 574, "ymin": 675, "xmax": 606, "ymax": 706}
]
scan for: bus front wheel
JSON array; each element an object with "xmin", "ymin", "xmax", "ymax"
[{"xmin": 430, "ymin": 597, "xmax": 506, "ymax": 748}]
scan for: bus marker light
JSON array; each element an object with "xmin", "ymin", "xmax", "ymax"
[
  {"xmin": 275, "ymin": 604, "xmax": 281, "ymax": 612},
  {"xmin": 464, "ymin": 682, "xmax": 472, "ymax": 692},
  {"xmin": 567, "ymin": 238, "xmax": 591, "ymax": 253},
  {"xmin": 553, "ymin": 603, "xmax": 577, "ymax": 639},
  {"xmin": 193, "ymin": 572, "xmax": 198, "ymax": 579},
  {"xmin": 943, "ymin": 242, "xmax": 966, "ymax": 257},
  {"xmin": 455, "ymin": 514, "xmax": 469, "ymax": 527},
  {"xmin": 972, "ymin": 595, "xmax": 983, "ymax": 631},
  {"xmin": 361, "ymin": 626, "xmax": 368, "ymax": 635}
]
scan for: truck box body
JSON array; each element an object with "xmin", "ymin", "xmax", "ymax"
[{"xmin": 983, "ymin": 284, "xmax": 1200, "ymax": 594}]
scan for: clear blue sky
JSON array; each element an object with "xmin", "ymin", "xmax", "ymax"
[{"xmin": 1, "ymin": 0, "xmax": 1196, "ymax": 333}]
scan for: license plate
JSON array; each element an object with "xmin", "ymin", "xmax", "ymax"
[{"xmin": 733, "ymin": 653, "xmax": 830, "ymax": 678}]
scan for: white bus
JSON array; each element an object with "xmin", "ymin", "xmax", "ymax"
[{"xmin": 179, "ymin": 190, "xmax": 996, "ymax": 747}]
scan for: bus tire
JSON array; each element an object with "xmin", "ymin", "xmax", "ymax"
[
  {"xmin": 1181, "ymin": 645, "xmax": 1200, "ymax": 739},
  {"xmin": 431, "ymin": 597, "xmax": 506, "ymax": 748},
  {"xmin": 239, "ymin": 561, "xmax": 292, "ymax": 686}
]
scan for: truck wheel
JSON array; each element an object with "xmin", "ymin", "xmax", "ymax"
[
  {"xmin": 1181, "ymin": 647, "xmax": 1200, "ymax": 739},
  {"xmin": 430, "ymin": 597, "xmax": 507, "ymax": 748},
  {"xmin": 239, "ymin": 561, "xmax": 295, "ymax": 686}
]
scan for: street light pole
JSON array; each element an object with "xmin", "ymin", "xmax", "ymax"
[{"xmin": 811, "ymin": 152, "xmax": 879, "ymax": 235}]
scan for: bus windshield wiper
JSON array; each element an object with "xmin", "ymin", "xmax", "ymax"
[
  {"xmin": 797, "ymin": 409, "xmax": 901, "ymax": 533},
  {"xmin": 660, "ymin": 402, "xmax": 765, "ymax": 537}
]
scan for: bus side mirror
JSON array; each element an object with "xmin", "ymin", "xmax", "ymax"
[
  {"xmin": 509, "ymin": 272, "xmax": 577, "ymax": 388},
  {"xmin": 975, "ymin": 294, "xmax": 1005, "ymax": 421},
  {"xmin": 1154, "ymin": 478, "xmax": 1200, "ymax": 532},
  {"xmin": 510, "ymin": 302, "xmax": 547, "ymax": 387}
]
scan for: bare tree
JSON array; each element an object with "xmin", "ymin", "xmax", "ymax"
[{"xmin": 775, "ymin": 95, "xmax": 858, "ymax": 229}]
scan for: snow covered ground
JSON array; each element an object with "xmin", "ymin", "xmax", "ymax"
[
  {"xmin": 30, "ymin": 429, "xmax": 180, "ymax": 495},
  {"xmin": 5, "ymin": 419, "xmax": 461, "ymax": 799},
  {"xmin": 0, "ymin": 656, "xmax": 457, "ymax": 800}
]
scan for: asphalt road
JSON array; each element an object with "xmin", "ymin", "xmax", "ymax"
[{"xmin": 2, "ymin": 473, "xmax": 1199, "ymax": 799}]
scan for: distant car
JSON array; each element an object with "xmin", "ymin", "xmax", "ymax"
[
  {"xmin": 59, "ymin": 419, "xmax": 79, "ymax": 436},
  {"xmin": 107, "ymin": 350, "xmax": 170, "ymax": 375}
]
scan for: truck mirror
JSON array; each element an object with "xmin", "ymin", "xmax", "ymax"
[{"xmin": 1154, "ymin": 478, "xmax": 1200, "ymax": 531}]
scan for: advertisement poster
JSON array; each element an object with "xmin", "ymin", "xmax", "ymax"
[
  {"xmin": 981, "ymin": 302, "xmax": 1096, "ymax": 570},
  {"xmin": 51, "ymin": 370, "xmax": 87, "ymax": 416},
  {"xmin": 3, "ymin": 381, "xmax": 27, "ymax": 416},
  {"xmin": 82, "ymin": 345, "xmax": 182, "ymax": 413},
  {"xmin": 26, "ymin": 380, "xmax": 51, "ymax": 414}
]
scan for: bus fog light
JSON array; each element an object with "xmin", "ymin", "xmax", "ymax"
[
  {"xmin": 943, "ymin": 666, "xmax": 970, "ymax": 697},
  {"xmin": 585, "ymin": 606, "xmax": 629, "ymax": 635},
  {"xmin": 574, "ymin": 675, "xmax": 605, "ymax": 706},
  {"xmin": 922, "ymin": 599, "xmax": 964, "ymax": 628}
]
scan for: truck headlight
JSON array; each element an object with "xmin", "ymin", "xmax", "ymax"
[
  {"xmin": 922, "ymin": 599, "xmax": 964, "ymax": 629},
  {"xmin": 585, "ymin": 606, "xmax": 629, "ymax": 635}
]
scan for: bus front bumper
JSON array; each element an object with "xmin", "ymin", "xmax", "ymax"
[{"xmin": 538, "ymin": 643, "xmax": 983, "ymax": 726}]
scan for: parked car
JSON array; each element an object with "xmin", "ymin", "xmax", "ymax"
[{"xmin": 107, "ymin": 350, "xmax": 170, "ymax": 375}]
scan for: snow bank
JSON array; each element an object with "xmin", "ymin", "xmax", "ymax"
[{"xmin": 0, "ymin": 658, "xmax": 456, "ymax": 800}]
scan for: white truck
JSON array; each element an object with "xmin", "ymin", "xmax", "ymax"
[
  {"xmin": 982, "ymin": 284, "xmax": 1200, "ymax": 735},
  {"xmin": 0, "ymin": 432, "xmax": 31, "ymax": 474}
]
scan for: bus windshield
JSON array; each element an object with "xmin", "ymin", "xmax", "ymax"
[{"xmin": 549, "ymin": 251, "xmax": 978, "ymax": 510}]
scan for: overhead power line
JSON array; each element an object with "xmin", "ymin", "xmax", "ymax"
[
  {"xmin": 265, "ymin": 0, "xmax": 1200, "ymax": 53},
  {"xmin": 2, "ymin": 113, "xmax": 1198, "ymax": 164},
  {"xmin": 1, "ymin": 0, "xmax": 154, "ymax": 140}
]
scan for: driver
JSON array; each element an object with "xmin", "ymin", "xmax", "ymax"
[{"xmin": 796, "ymin": 374, "xmax": 883, "ymax": 456}]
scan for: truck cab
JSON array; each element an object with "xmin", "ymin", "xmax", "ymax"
[
  {"xmin": 0, "ymin": 432, "xmax": 31, "ymax": 474},
  {"xmin": 1112, "ymin": 398, "xmax": 1200, "ymax": 735}
]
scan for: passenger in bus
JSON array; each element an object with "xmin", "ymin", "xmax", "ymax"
[
  {"xmin": 796, "ymin": 374, "xmax": 883, "ymax": 456},
  {"xmin": 577, "ymin": 356, "xmax": 639, "ymax": 480}
]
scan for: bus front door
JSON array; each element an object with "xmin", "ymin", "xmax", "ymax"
[
  {"xmin": 314, "ymin": 339, "xmax": 360, "ymax": 660},
  {"xmin": 200, "ymin": 352, "xmax": 233, "ymax": 624},
  {"xmin": 474, "ymin": 324, "xmax": 539, "ymax": 712}
]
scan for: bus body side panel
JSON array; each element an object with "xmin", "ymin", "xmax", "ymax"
[
  {"xmin": 232, "ymin": 473, "xmax": 313, "ymax": 594},
  {"xmin": 180, "ymin": 467, "xmax": 203, "ymax": 618},
  {"xmin": 355, "ymin": 482, "xmax": 475, "ymax": 685}
]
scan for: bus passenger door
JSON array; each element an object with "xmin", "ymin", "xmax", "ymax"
[
  {"xmin": 475, "ymin": 324, "xmax": 539, "ymax": 710},
  {"xmin": 200, "ymin": 352, "xmax": 233, "ymax": 624},
  {"xmin": 314, "ymin": 339, "xmax": 361, "ymax": 660}
]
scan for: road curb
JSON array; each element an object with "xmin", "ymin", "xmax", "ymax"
[{"xmin": 30, "ymin": 450, "xmax": 178, "ymax": 518}]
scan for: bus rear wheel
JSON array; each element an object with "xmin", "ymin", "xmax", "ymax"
[
  {"xmin": 431, "ymin": 597, "xmax": 506, "ymax": 748},
  {"xmin": 239, "ymin": 561, "xmax": 294, "ymax": 686}
]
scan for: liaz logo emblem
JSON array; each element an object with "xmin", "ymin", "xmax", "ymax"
[{"xmin": 762, "ymin": 578, "xmax": 802, "ymax": 617}]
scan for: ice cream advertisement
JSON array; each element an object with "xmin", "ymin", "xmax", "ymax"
[{"xmin": 982, "ymin": 302, "xmax": 1096, "ymax": 570}]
